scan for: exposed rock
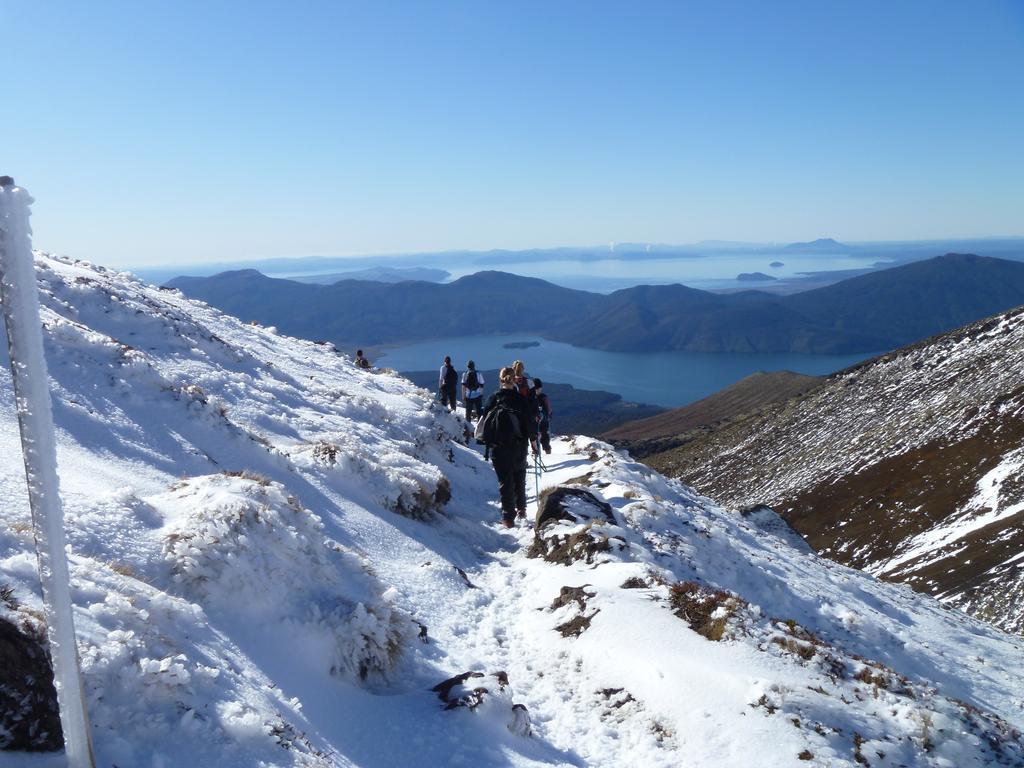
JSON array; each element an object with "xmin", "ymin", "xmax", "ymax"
[
  {"xmin": 527, "ymin": 487, "xmax": 626, "ymax": 566},
  {"xmin": 555, "ymin": 611, "xmax": 600, "ymax": 638},
  {"xmin": 0, "ymin": 606, "xmax": 62, "ymax": 752},
  {"xmin": 549, "ymin": 585, "xmax": 600, "ymax": 638},
  {"xmin": 431, "ymin": 671, "xmax": 531, "ymax": 736},
  {"xmin": 535, "ymin": 486, "xmax": 614, "ymax": 530},
  {"xmin": 549, "ymin": 585, "xmax": 595, "ymax": 612}
]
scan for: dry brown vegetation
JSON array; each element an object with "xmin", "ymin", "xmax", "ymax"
[{"xmin": 669, "ymin": 580, "xmax": 747, "ymax": 641}]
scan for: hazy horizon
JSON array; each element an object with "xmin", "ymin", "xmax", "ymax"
[{"xmin": 116, "ymin": 236, "xmax": 1024, "ymax": 280}]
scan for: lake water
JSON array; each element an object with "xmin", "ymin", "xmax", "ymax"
[
  {"xmin": 443, "ymin": 252, "xmax": 882, "ymax": 292},
  {"xmin": 376, "ymin": 334, "xmax": 879, "ymax": 408}
]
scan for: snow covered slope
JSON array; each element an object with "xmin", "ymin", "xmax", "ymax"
[
  {"xmin": 646, "ymin": 304, "xmax": 1024, "ymax": 636},
  {"xmin": 3, "ymin": 254, "xmax": 1024, "ymax": 767}
]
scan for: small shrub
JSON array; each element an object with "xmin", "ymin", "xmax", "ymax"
[
  {"xmin": 311, "ymin": 442, "xmax": 339, "ymax": 466},
  {"xmin": 771, "ymin": 635, "xmax": 816, "ymax": 661},
  {"xmin": 221, "ymin": 469, "xmax": 271, "ymax": 486},
  {"xmin": 669, "ymin": 581, "xmax": 746, "ymax": 641},
  {"xmin": 620, "ymin": 576, "xmax": 648, "ymax": 589},
  {"xmin": 854, "ymin": 666, "xmax": 889, "ymax": 688},
  {"xmin": 108, "ymin": 562, "xmax": 136, "ymax": 578}
]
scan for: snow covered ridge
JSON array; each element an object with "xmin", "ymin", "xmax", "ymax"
[
  {"xmin": 1, "ymin": 253, "xmax": 1024, "ymax": 766},
  {"xmin": 647, "ymin": 302, "xmax": 1024, "ymax": 635}
]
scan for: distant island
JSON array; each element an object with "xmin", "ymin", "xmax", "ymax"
[
  {"xmin": 770, "ymin": 261, "xmax": 785, "ymax": 268},
  {"xmin": 782, "ymin": 238, "xmax": 848, "ymax": 253},
  {"xmin": 736, "ymin": 272, "xmax": 777, "ymax": 282},
  {"xmin": 503, "ymin": 340, "xmax": 541, "ymax": 349}
]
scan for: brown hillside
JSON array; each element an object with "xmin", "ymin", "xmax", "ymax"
[
  {"xmin": 602, "ymin": 371, "xmax": 822, "ymax": 454},
  {"xmin": 641, "ymin": 305, "xmax": 1024, "ymax": 634}
]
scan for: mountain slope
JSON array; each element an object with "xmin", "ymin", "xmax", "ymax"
[
  {"xmin": 644, "ymin": 303, "xmax": 1024, "ymax": 634},
  {"xmin": 171, "ymin": 254, "xmax": 1024, "ymax": 354},
  {"xmin": 785, "ymin": 253, "xmax": 1024, "ymax": 349},
  {"xmin": 601, "ymin": 370, "xmax": 822, "ymax": 449},
  {"xmin": 4, "ymin": 254, "xmax": 1024, "ymax": 766}
]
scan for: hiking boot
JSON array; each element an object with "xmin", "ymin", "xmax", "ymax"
[{"xmin": 501, "ymin": 516, "xmax": 515, "ymax": 529}]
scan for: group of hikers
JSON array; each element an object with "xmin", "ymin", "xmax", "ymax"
[
  {"xmin": 355, "ymin": 348, "xmax": 553, "ymax": 529},
  {"xmin": 440, "ymin": 356, "xmax": 553, "ymax": 528}
]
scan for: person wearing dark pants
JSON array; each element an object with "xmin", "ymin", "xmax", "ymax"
[
  {"xmin": 438, "ymin": 355, "xmax": 458, "ymax": 411},
  {"xmin": 491, "ymin": 442, "xmax": 528, "ymax": 525},
  {"xmin": 480, "ymin": 366, "xmax": 536, "ymax": 527},
  {"xmin": 533, "ymin": 378, "xmax": 553, "ymax": 454},
  {"xmin": 462, "ymin": 360, "xmax": 485, "ymax": 421}
]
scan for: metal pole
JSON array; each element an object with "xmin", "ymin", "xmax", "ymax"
[{"xmin": 0, "ymin": 177, "xmax": 95, "ymax": 767}]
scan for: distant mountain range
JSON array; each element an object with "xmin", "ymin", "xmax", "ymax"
[
  {"xmin": 289, "ymin": 266, "xmax": 449, "ymax": 285},
  {"xmin": 168, "ymin": 253, "xmax": 1024, "ymax": 354},
  {"xmin": 169, "ymin": 269, "xmax": 601, "ymax": 347},
  {"xmin": 634, "ymin": 301, "xmax": 1024, "ymax": 634}
]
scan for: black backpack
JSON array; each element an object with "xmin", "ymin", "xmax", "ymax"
[
  {"xmin": 444, "ymin": 364, "xmax": 458, "ymax": 387},
  {"xmin": 475, "ymin": 401, "xmax": 522, "ymax": 446},
  {"xmin": 465, "ymin": 369, "xmax": 479, "ymax": 390}
]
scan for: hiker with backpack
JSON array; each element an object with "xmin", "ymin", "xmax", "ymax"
[
  {"xmin": 477, "ymin": 366, "xmax": 536, "ymax": 528},
  {"xmin": 462, "ymin": 360, "xmax": 485, "ymax": 421},
  {"xmin": 532, "ymin": 378, "xmax": 553, "ymax": 454},
  {"xmin": 438, "ymin": 356, "xmax": 459, "ymax": 411},
  {"xmin": 354, "ymin": 349, "xmax": 371, "ymax": 369}
]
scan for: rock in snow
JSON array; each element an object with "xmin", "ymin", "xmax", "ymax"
[{"xmin": 2, "ymin": 252, "xmax": 1024, "ymax": 767}]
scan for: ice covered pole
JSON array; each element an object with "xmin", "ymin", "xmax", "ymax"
[{"xmin": 0, "ymin": 178, "xmax": 95, "ymax": 768}]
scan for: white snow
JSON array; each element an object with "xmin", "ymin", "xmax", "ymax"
[{"xmin": 1, "ymin": 252, "xmax": 1024, "ymax": 766}]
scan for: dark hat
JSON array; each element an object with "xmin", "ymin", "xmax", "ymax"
[
  {"xmin": 467, "ymin": 360, "xmax": 475, "ymax": 368},
  {"xmin": 533, "ymin": 378, "xmax": 543, "ymax": 388},
  {"xmin": 444, "ymin": 355, "xmax": 451, "ymax": 364}
]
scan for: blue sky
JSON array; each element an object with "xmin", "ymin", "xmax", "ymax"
[{"xmin": 4, "ymin": 1, "xmax": 1023, "ymax": 267}]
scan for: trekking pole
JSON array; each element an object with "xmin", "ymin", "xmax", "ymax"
[
  {"xmin": 0, "ymin": 179, "xmax": 96, "ymax": 768},
  {"xmin": 533, "ymin": 450, "xmax": 544, "ymax": 504}
]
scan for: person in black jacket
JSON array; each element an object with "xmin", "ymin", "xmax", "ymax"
[
  {"xmin": 438, "ymin": 356, "xmax": 458, "ymax": 411},
  {"xmin": 511, "ymin": 359, "xmax": 540, "ymax": 454},
  {"xmin": 480, "ymin": 366, "xmax": 536, "ymax": 527},
  {"xmin": 532, "ymin": 378, "xmax": 553, "ymax": 454}
]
